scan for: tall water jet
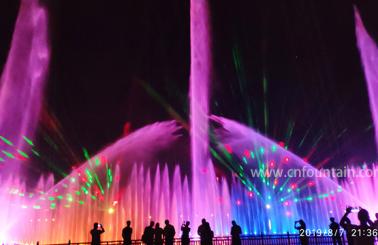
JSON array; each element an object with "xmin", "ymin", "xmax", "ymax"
[
  {"xmin": 190, "ymin": 0, "xmax": 215, "ymax": 229},
  {"xmin": 0, "ymin": 0, "xmax": 50, "ymax": 177},
  {"xmin": 354, "ymin": 7, "xmax": 378, "ymax": 153},
  {"xmin": 0, "ymin": 0, "xmax": 50, "ymax": 241}
]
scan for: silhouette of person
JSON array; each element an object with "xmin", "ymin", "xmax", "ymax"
[
  {"xmin": 198, "ymin": 219, "xmax": 208, "ymax": 245},
  {"xmin": 142, "ymin": 221, "xmax": 155, "ymax": 245},
  {"xmin": 329, "ymin": 217, "xmax": 342, "ymax": 245},
  {"xmin": 294, "ymin": 219, "xmax": 308, "ymax": 245},
  {"xmin": 340, "ymin": 207, "xmax": 374, "ymax": 245},
  {"xmin": 181, "ymin": 221, "xmax": 191, "ymax": 245},
  {"xmin": 155, "ymin": 223, "xmax": 164, "ymax": 245},
  {"xmin": 373, "ymin": 213, "xmax": 378, "ymax": 229},
  {"xmin": 340, "ymin": 207, "xmax": 353, "ymax": 245},
  {"xmin": 231, "ymin": 220, "xmax": 242, "ymax": 245},
  {"xmin": 122, "ymin": 220, "xmax": 133, "ymax": 245},
  {"xmin": 163, "ymin": 219, "xmax": 176, "ymax": 245},
  {"xmin": 204, "ymin": 222, "xmax": 214, "ymax": 245},
  {"xmin": 90, "ymin": 223, "xmax": 105, "ymax": 245}
]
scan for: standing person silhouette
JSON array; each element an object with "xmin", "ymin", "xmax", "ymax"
[
  {"xmin": 294, "ymin": 219, "xmax": 308, "ymax": 245},
  {"xmin": 155, "ymin": 223, "xmax": 164, "ymax": 245},
  {"xmin": 230, "ymin": 220, "xmax": 242, "ymax": 245},
  {"xmin": 204, "ymin": 222, "xmax": 214, "ymax": 245},
  {"xmin": 329, "ymin": 217, "xmax": 342, "ymax": 245},
  {"xmin": 198, "ymin": 219, "xmax": 208, "ymax": 245},
  {"xmin": 122, "ymin": 220, "xmax": 132, "ymax": 245},
  {"xmin": 181, "ymin": 221, "xmax": 191, "ymax": 245},
  {"xmin": 142, "ymin": 221, "xmax": 155, "ymax": 245},
  {"xmin": 340, "ymin": 207, "xmax": 354, "ymax": 245},
  {"xmin": 90, "ymin": 223, "xmax": 105, "ymax": 245},
  {"xmin": 373, "ymin": 213, "xmax": 378, "ymax": 229},
  {"xmin": 340, "ymin": 207, "xmax": 374, "ymax": 245},
  {"xmin": 163, "ymin": 219, "xmax": 176, "ymax": 245}
]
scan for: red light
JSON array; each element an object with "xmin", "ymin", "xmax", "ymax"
[
  {"xmin": 273, "ymin": 179, "xmax": 278, "ymax": 186},
  {"xmin": 291, "ymin": 183, "xmax": 297, "ymax": 189},
  {"xmin": 283, "ymin": 157, "xmax": 289, "ymax": 163},
  {"xmin": 100, "ymin": 155, "xmax": 107, "ymax": 164},
  {"xmin": 224, "ymin": 144, "xmax": 233, "ymax": 154},
  {"xmin": 248, "ymin": 192, "xmax": 253, "ymax": 198},
  {"xmin": 269, "ymin": 160, "xmax": 275, "ymax": 167},
  {"xmin": 236, "ymin": 200, "xmax": 241, "ymax": 206},
  {"xmin": 307, "ymin": 181, "xmax": 315, "ymax": 187},
  {"xmin": 283, "ymin": 201, "xmax": 289, "ymax": 206},
  {"xmin": 243, "ymin": 149, "xmax": 250, "ymax": 158},
  {"xmin": 278, "ymin": 141, "xmax": 285, "ymax": 147}
]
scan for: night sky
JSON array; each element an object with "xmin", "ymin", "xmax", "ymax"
[{"xmin": 0, "ymin": 0, "xmax": 378, "ymax": 180}]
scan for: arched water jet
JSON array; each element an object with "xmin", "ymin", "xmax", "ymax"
[{"xmin": 210, "ymin": 115, "xmax": 365, "ymax": 234}]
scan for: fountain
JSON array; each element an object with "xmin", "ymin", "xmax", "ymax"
[
  {"xmin": 1, "ymin": 1, "xmax": 378, "ymax": 244},
  {"xmin": 354, "ymin": 7, "xmax": 378, "ymax": 153}
]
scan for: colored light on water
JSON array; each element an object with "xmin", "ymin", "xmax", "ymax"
[
  {"xmin": 224, "ymin": 144, "xmax": 232, "ymax": 153},
  {"xmin": 2, "ymin": 150, "xmax": 15, "ymax": 159},
  {"xmin": 95, "ymin": 157, "xmax": 100, "ymax": 166},
  {"xmin": 242, "ymin": 157, "xmax": 247, "ymax": 164},
  {"xmin": 307, "ymin": 181, "xmax": 315, "ymax": 187},
  {"xmin": 0, "ymin": 136, "xmax": 13, "ymax": 146},
  {"xmin": 259, "ymin": 147, "xmax": 265, "ymax": 154},
  {"xmin": 23, "ymin": 136, "xmax": 34, "ymax": 146},
  {"xmin": 243, "ymin": 149, "xmax": 250, "ymax": 158},
  {"xmin": 17, "ymin": 150, "xmax": 29, "ymax": 158}
]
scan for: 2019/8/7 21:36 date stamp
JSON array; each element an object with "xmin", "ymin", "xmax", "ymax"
[{"xmin": 299, "ymin": 228, "xmax": 378, "ymax": 237}]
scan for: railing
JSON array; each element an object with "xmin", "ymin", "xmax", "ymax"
[{"xmin": 39, "ymin": 233, "xmax": 378, "ymax": 245}]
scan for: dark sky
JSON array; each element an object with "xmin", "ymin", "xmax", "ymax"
[{"xmin": 0, "ymin": 0, "xmax": 377, "ymax": 179}]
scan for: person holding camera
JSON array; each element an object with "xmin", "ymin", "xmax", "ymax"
[
  {"xmin": 181, "ymin": 221, "xmax": 191, "ymax": 245},
  {"xmin": 90, "ymin": 222, "xmax": 105, "ymax": 245},
  {"xmin": 294, "ymin": 219, "xmax": 308, "ymax": 245}
]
